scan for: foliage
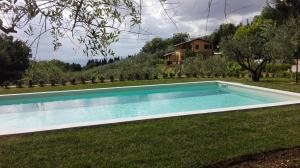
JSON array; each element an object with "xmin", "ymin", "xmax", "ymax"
[
  {"xmin": 183, "ymin": 56, "xmax": 227, "ymax": 76},
  {"xmin": 226, "ymin": 62, "xmax": 243, "ymax": 77},
  {"xmin": 0, "ymin": 34, "xmax": 31, "ymax": 85},
  {"xmin": 171, "ymin": 33, "xmax": 190, "ymax": 44},
  {"xmin": 268, "ymin": 17, "xmax": 300, "ymax": 61},
  {"xmin": 0, "ymin": 0, "xmax": 142, "ymax": 56},
  {"xmin": 207, "ymin": 23, "xmax": 238, "ymax": 48},
  {"xmin": 221, "ymin": 18, "xmax": 275, "ymax": 81},
  {"xmin": 265, "ymin": 64, "xmax": 291, "ymax": 73}
]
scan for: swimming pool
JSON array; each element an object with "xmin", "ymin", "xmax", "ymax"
[{"xmin": 1, "ymin": 81, "xmax": 300, "ymax": 135}]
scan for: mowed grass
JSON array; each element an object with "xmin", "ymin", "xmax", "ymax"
[
  {"xmin": 0, "ymin": 77, "xmax": 298, "ymax": 95},
  {"xmin": 0, "ymin": 78, "xmax": 300, "ymax": 168}
]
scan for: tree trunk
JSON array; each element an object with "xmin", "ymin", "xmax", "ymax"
[{"xmin": 251, "ymin": 71, "xmax": 260, "ymax": 82}]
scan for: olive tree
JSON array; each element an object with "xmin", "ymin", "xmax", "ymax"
[
  {"xmin": 0, "ymin": 0, "xmax": 141, "ymax": 55},
  {"xmin": 268, "ymin": 17, "xmax": 300, "ymax": 82},
  {"xmin": 221, "ymin": 18, "xmax": 275, "ymax": 81}
]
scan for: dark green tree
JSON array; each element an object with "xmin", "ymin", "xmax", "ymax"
[
  {"xmin": 208, "ymin": 23, "xmax": 238, "ymax": 48},
  {"xmin": 171, "ymin": 33, "xmax": 190, "ymax": 45},
  {"xmin": 0, "ymin": 34, "xmax": 31, "ymax": 85}
]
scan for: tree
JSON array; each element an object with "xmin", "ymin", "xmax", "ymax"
[
  {"xmin": 221, "ymin": 18, "xmax": 275, "ymax": 81},
  {"xmin": 261, "ymin": 0, "xmax": 300, "ymax": 23},
  {"xmin": 271, "ymin": 0, "xmax": 300, "ymax": 18},
  {"xmin": 0, "ymin": 0, "xmax": 141, "ymax": 56},
  {"xmin": 208, "ymin": 23, "xmax": 237, "ymax": 48},
  {"xmin": 171, "ymin": 33, "xmax": 189, "ymax": 45},
  {"xmin": 141, "ymin": 38, "xmax": 167, "ymax": 54},
  {"xmin": 268, "ymin": 17, "xmax": 300, "ymax": 82},
  {"xmin": 0, "ymin": 34, "xmax": 31, "ymax": 85}
]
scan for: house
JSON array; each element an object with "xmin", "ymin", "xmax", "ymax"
[{"xmin": 163, "ymin": 38, "xmax": 214, "ymax": 65}]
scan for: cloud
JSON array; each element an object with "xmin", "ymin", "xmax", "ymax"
[{"xmin": 10, "ymin": 0, "xmax": 266, "ymax": 65}]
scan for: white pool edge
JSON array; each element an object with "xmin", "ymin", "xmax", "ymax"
[{"xmin": 1, "ymin": 80, "xmax": 300, "ymax": 136}]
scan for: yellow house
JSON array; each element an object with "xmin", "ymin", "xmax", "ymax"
[{"xmin": 164, "ymin": 38, "xmax": 214, "ymax": 65}]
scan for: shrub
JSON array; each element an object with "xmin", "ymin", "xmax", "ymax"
[
  {"xmin": 265, "ymin": 73, "xmax": 270, "ymax": 78},
  {"xmin": 185, "ymin": 73, "xmax": 190, "ymax": 78},
  {"xmin": 153, "ymin": 74, "xmax": 159, "ymax": 80},
  {"xmin": 127, "ymin": 74, "xmax": 134, "ymax": 81},
  {"xmin": 119, "ymin": 74, "xmax": 125, "ymax": 81},
  {"xmin": 16, "ymin": 80, "xmax": 23, "ymax": 88},
  {"xmin": 110, "ymin": 75, "xmax": 114, "ymax": 82},
  {"xmin": 70, "ymin": 78, "xmax": 76, "ymax": 85},
  {"xmin": 177, "ymin": 72, "xmax": 182, "ymax": 78},
  {"xmin": 61, "ymin": 79, "xmax": 66, "ymax": 86},
  {"xmin": 192, "ymin": 72, "xmax": 197, "ymax": 78},
  {"xmin": 39, "ymin": 80, "xmax": 45, "ymax": 87},
  {"xmin": 100, "ymin": 76, "xmax": 105, "ymax": 83},
  {"xmin": 145, "ymin": 73, "xmax": 150, "ymax": 80},
  {"xmin": 50, "ymin": 79, "xmax": 56, "ymax": 86},
  {"xmin": 80, "ymin": 77, "xmax": 86, "ymax": 84},
  {"xmin": 3, "ymin": 81, "xmax": 10, "ymax": 89},
  {"xmin": 265, "ymin": 64, "xmax": 290, "ymax": 73},
  {"xmin": 135, "ymin": 74, "xmax": 141, "ymax": 80},
  {"xmin": 163, "ymin": 73, "xmax": 168, "ymax": 79},
  {"xmin": 28, "ymin": 80, "xmax": 33, "ymax": 88},
  {"xmin": 91, "ymin": 77, "xmax": 96, "ymax": 84},
  {"xmin": 170, "ymin": 73, "xmax": 175, "ymax": 78}
]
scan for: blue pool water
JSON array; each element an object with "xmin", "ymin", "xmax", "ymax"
[{"xmin": 0, "ymin": 82, "xmax": 299, "ymax": 134}]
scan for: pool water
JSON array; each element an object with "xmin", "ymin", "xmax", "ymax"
[{"xmin": 0, "ymin": 81, "xmax": 299, "ymax": 135}]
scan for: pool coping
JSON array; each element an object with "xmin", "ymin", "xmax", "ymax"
[{"xmin": 1, "ymin": 80, "xmax": 300, "ymax": 136}]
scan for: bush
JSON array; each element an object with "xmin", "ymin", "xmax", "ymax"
[
  {"xmin": 100, "ymin": 76, "xmax": 105, "ymax": 83},
  {"xmin": 119, "ymin": 74, "xmax": 125, "ymax": 81},
  {"xmin": 39, "ymin": 80, "xmax": 45, "ymax": 87},
  {"xmin": 61, "ymin": 79, "xmax": 66, "ymax": 86},
  {"xmin": 177, "ymin": 72, "xmax": 182, "ymax": 78},
  {"xmin": 50, "ymin": 79, "xmax": 56, "ymax": 86},
  {"xmin": 70, "ymin": 79, "xmax": 76, "ymax": 85},
  {"xmin": 80, "ymin": 77, "xmax": 86, "ymax": 84},
  {"xmin": 135, "ymin": 74, "xmax": 141, "ymax": 80},
  {"xmin": 185, "ymin": 73, "xmax": 190, "ymax": 78},
  {"xmin": 16, "ymin": 80, "xmax": 23, "ymax": 88},
  {"xmin": 192, "ymin": 72, "xmax": 197, "ymax": 78},
  {"xmin": 170, "ymin": 73, "xmax": 175, "ymax": 78},
  {"xmin": 163, "ymin": 73, "xmax": 168, "ymax": 79},
  {"xmin": 153, "ymin": 74, "xmax": 159, "ymax": 80},
  {"xmin": 110, "ymin": 76, "xmax": 114, "ymax": 82},
  {"xmin": 91, "ymin": 77, "xmax": 96, "ymax": 84},
  {"xmin": 145, "ymin": 73, "xmax": 150, "ymax": 80},
  {"xmin": 3, "ymin": 81, "xmax": 10, "ymax": 89},
  {"xmin": 127, "ymin": 74, "xmax": 134, "ymax": 81},
  {"xmin": 265, "ymin": 64, "xmax": 290, "ymax": 73},
  {"xmin": 28, "ymin": 80, "xmax": 33, "ymax": 88}
]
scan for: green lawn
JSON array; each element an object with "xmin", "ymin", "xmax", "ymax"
[{"xmin": 0, "ymin": 78, "xmax": 300, "ymax": 168}]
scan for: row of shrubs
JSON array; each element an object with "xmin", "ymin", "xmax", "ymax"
[{"xmin": 1, "ymin": 71, "xmax": 299, "ymax": 89}]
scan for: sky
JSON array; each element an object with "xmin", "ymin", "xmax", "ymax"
[{"xmin": 13, "ymin": 0, "xmax": 268, "ymax": 65}]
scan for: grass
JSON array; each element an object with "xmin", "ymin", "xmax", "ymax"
[
  {"xmin": 0, "ymin": 77, "xmax": 300, "ymax": 168},
  {"xmin": 0, "ymin": 77, "xmax": 298, "ymax": 95}
]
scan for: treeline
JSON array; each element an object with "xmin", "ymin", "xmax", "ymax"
[{"xmin": 85, "ymin": 57, "xmax": 121, "ymax": 69}]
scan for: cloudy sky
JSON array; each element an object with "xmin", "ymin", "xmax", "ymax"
[{"xmin": 15, "ymin": 0, "xmax": 267, "ymax": 65}]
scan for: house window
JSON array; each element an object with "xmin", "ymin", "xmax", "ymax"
[
  {"xmin": 204, "ymin": 44, "xmax": 212, "ymax": 50},
  {"xmin": 195, "ymin": 45, "xmax": 199, "ymax": 49}
]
